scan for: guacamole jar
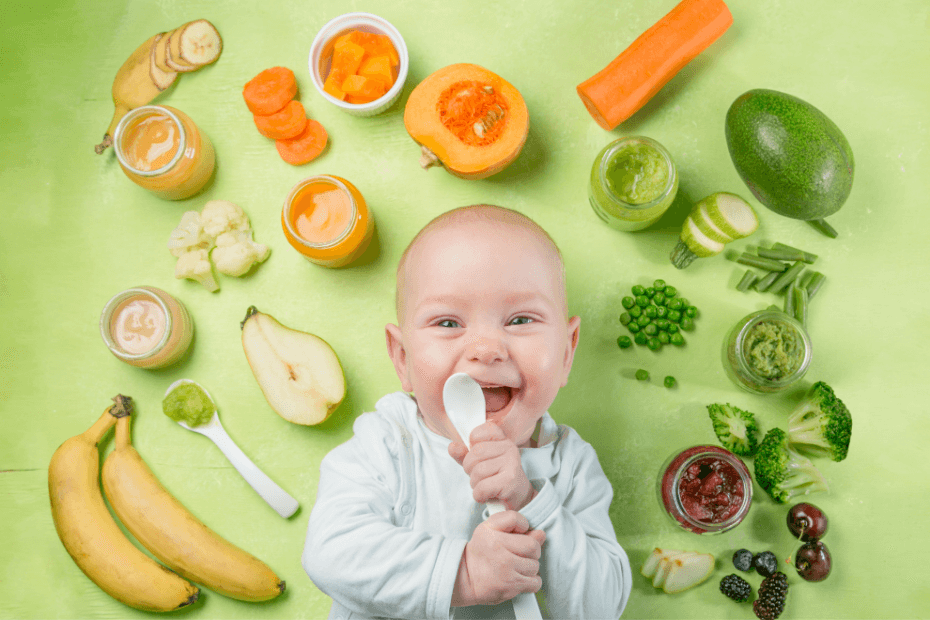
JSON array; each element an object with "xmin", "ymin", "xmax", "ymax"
[
  {"xmin": 723, "ymin": 310, "xmax": 812, "ymax": 394},
  {"xmin": 589, "ymin": 136, "xmax": 678, "ymax": 231}
]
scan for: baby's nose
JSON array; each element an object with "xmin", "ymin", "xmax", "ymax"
[{"xmin": 466, "ymin": 333, "xmax": 508, "ymax": 364}]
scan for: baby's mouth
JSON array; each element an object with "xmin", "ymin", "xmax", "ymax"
[{"xmin": 482, "ymin": 386, "xmax": 514, "ymax": 413}]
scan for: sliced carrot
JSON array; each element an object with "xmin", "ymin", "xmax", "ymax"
[
  {"xmin": 253, "ymin": 100, "xmax": 308, "ymax": 140},
  {"xmin": 243, "ymin": 66, "xmax": 298, "ymax": 115},
  {"xmin": 276, "ymin": 119, "xmax": 328, "ymax": 165},
  {"xmin": 576, "ymin": 0, "xmax": 732, "ymax": 130},
  {"xmin": 323, "ymin": 75, "xmax": 346, "ymax": 100},
  {"xmin": 358, "ymin": 55, "xmax": 394, "ymax": 88}
]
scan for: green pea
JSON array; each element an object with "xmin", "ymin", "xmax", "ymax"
[
  {"xmin": 668, "ymin": 310, "xmax": 682, "ymax": 323},
  {"xmin": 621, "ymin": 296, "xmax": 635, "ymax": 309},
  {"xmin": 644, "ymin": 323, "xmax": 658, "ymax": 336},
  {"xmin": 629, "ymin": 305, "xmax": 642, "ymax": 318},
  {"xmin": 634, "ymin": 331, "xmax": 648, "ymax": 345},
  {"xmin": 646, "ymin": 338, "xmax": 662, "ymax": 351},
  {"xmin": 678, "ymin": 298, "xmax": 690, "ymax": 308},
  {"xmin": 627, "ymin": 321, "xmax": 641, "ymax": 333},
  {"xmin": 658, "ymin": 331, "xmax": 670, "ymax": 344},
  {"xmin": 645, "ymin": 287, "xmax": 656, "ymax": 298},
  {"xmin": 653, "ymin": 279, "xmax": 666, "ymax": 290},
  {"xmin": 644, "ymin": 305, "xmax": 657, "ymax": 318},
  {"xmin": 637, "ymin": 314, "xmax": 651, "ymax": 326},
  {"xmin": 669, "ymin": 298, "xmax": 684, "ymax": 311},
  {"xmin": 635, "ymin": 369, "xmax": 650, "ymax": 381},
  {"xmin": 671, "ymin": 333, "xmax": 685, "ymax": 346},
  {"xmin": 664, "ymin": 286, "xmax": 678, "ymax": 298},
  {"xmin": 617, "ymin": 336, "xmax": 633, "ymax": 349},
  {"xmin": 631, "ymin": 285, "xmax": 646, "ymax": 296},
  {"xmin": 653, "ymin": 292, "xmax": 666, "ymax": 306},
  {"xmin": 656, "ymin": 306, "xmax": 668, "ymax": 319},
  {"xmin": 620, "ymin": 312, "xmax": 632, "ymax": 325},
  {"xmin": 635, "ymin": 295, "xmax": 650, "ymax": 307},
  {"xmin": 664, "ymin": 376, "xmax": 677, "ymax": 388},
  {"xmin": 655, "ymin": 319, "xmax": 669, "ymax": 331},
  {"xmin": 680, "ymin": 317, "xmax": 695, "ymax": 332},
  {"xmin": 685, "ymin": 306, "xmax": 698, "ymax": 318},
  {"xmin": 667, "ymin": 323, "xmax": 680, "ymax": 334}
]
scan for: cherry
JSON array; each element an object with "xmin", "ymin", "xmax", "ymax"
[
  {"xmin": 787, "ymin": 502, "xmax": 828, "ymax": 542},
  {"xmin": 795, "ymin": 540, "xmax": 832, "ymax": 582}
]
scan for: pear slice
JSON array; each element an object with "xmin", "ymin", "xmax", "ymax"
[
  {"xmin": 241, "ymin": 306, "xmax": 346, "ymax": 425},
  {"xmin": 641, "ymin": 548, "xmax": 683, "ymax": 578},
  {"xmin": 652, "ymin": 553, "xmax": 689, "ymax": 589},
  {"xmin": 662, "ymin": 552, "xmax": 715, "ymax": 594}
]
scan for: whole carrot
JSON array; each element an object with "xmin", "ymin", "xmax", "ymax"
[{"xmin": 577, "ymin": 0, "xmax": 733, "ymax": 130}]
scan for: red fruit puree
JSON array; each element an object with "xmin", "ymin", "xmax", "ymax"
[{"xmin": 659, "ymin": 445, "xmax": 751, "ymax": 534}]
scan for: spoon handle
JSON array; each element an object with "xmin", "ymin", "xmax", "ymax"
[
  {"xmin": 485, "ymin": 502, "xmax": 543, "ymax": 619},
  {"xmin": 206, "ymin": 424, "xmax": 299, "ymax": 518}
]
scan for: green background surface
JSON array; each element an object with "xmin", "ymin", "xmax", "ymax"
[{"xmin": 2, "ymin": 0, "xmax": 928, "ymax": 618}]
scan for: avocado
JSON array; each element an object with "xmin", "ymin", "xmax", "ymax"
[{"xmin": 725, "ymin": 89, "xmax": 854, "ymax": 222}]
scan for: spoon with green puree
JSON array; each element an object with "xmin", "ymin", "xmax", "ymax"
[{"xmin": 163, "ymin": 379, "xmax": 299, "ymax": 518}]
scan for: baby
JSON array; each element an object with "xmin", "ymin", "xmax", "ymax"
[{"xmin": 303, "ymin": 205, "xmax": 631, "ymax": 619}]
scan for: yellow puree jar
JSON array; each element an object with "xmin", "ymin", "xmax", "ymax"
[
  {"xmin": 99, "ymin": 286, "xmax": 194, "ymax": 369},
  {"xmin": 113, "ymin": 105, "xmax": 215, "ymax": 200},
  {"xmin": 589, "ymin": 135, "xmax": 679, "ymax": 231}
]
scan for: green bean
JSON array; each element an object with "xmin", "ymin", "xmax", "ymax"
[
  {"xmin": 808, "ymin": 218, "xmax": 839, "ymax": 238},
  {"xmin": 736, "ymin": 270, "xmax": 758, "ymax": 292},
  {"xmin": 736, "ymin": 252, "xmax": 789, "ymax": 272},
  {"xmin": 757, "ymin": 246, "xmax": 807, "ymax": 263},
  {"xmin": 754, "ymin": 270, "xmax": 781, "ymax": 292},
  {"xmin": 773, "ymin": 242, "xmax": 818, "ymax": 264},
  {"xmin": 768, "ymin": 261, "xmax": 807, "ymax": 294},
  {"xmin": 806, "ymin": 271, "xmax": 827, "ymax": 301},
  {"xmin": 784, "ymin": 282, "xmax": 796, "ymax": 315},
  {"xmin": 792, "ymin": 283, "xmax": 809, "ymax": 328}
]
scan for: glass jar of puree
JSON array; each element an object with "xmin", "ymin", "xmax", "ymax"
[
  {"xmin": 589, "ymin": 136, "xmax": 678, "ymax": 231},
  {"xmin": 113, "ymin": 105, "xmax": 215, "ymax": 200},
  {"xmin": 282, "ymin": 175, "xmax": 376, "ymax": 268},
  {"xmin": 723, "ymin": 309, "xmax": 812, "ymax": 394},
  {"xmin": 99, "ymin": 286, "xmax": 193, "ymax": 369}
]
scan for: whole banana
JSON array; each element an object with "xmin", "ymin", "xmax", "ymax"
[
  {"xmin": 102, "ymin": 408, "xmax": 285, "ymax": 601},
  {"xmin": 95, "ymin": 34, "xmax": 167, "ymax": 154},
  {"xmin": 48, "ymin": 395, "xmax": 200, "ymax": 612}
]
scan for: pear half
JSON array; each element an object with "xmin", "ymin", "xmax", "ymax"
[{"xmin": 241, "ymin": 306, "xmax": 346, "ymax": 425}]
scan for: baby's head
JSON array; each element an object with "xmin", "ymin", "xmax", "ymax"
[{"xmin": 385, "ymin": 205, "xmax": 580, "ymax": 448}]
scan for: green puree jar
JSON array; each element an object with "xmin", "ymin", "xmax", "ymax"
[{"xmin": 589, "ymin": 136, "xmax": 679, "ymax": 231}]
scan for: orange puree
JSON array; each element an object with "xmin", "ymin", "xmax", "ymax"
[
  {"xmin": 121, "ymin": 111, "xmax": 179, "ymax": 171},
  {"xmin": 291, "ymin": 182, "xmax": 353, "ymax": 244},
  {"xmin": 282, "ymin": 175, "xmax": 376, "ymax": 268}
]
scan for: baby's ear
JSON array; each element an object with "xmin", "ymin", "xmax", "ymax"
[
  {"xmin": 385, "ymin": 324, "xmax": 413, "ymax": 392},
  {"xmin": 560, "ymin": 316, "xmax": 581, "ymax": 386}
]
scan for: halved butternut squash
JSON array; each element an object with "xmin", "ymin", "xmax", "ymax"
[{"xmin": 404, "ymin": 63, "xmax": 529, "ymax": 180}]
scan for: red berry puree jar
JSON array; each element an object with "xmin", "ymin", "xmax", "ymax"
[{"xmin": 657, "ymin": 445, "xmax": 752, "ymax": 534}]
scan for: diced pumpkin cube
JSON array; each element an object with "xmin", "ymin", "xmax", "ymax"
[
  {"xmin": 330, "ymin": 41, "xmax": 365, "ymax": 80},
  {"xmin": 323, "ymin": 75, "xmax": 346, "ymax": 100},
  {"xmin": 358, "ymin": 54, "xmax": 394, "ymax": 89},
  {"xmin": 341, "ymin": 75, "xmax": 387, "ymax": 103},
  {"xmin": 340, "ymin": 74, "xmax": 368, "ymax": 95},
  {"xmin": 374, "ymin": 34, "xmax": 400, "ymax": 67}
]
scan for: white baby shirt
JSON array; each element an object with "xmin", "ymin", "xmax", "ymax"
[{"xmin": 302, "ymin": 392, "xmax": 632, "ymax": 619}]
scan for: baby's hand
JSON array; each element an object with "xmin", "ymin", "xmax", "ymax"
[
  {"xmin": 449, "ymin": 422, "xmax": 536, "ymax": 511},
  {"xmin": 452, "ymin": 510, "xmax": 545, "ymax": 607}
]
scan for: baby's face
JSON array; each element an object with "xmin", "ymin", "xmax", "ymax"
[{"xmin": 386, "ymin": 220, "xmax": 580, "ymax": 448}]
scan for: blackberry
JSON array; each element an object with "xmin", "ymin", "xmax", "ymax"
[
  {"xmin": 733, "ymin": 548, "xmax": 754, "ymax": 572},
  {"xmin": 753, "ymin": 572, "xmax": 788, "ymax": 620},
  {"xmin": 753, "ymin": 551, "xmax": 778, "ymax": 577},
  {"xmin": 720, "ymin": 574, "xmax": 752, "ymax": 602}
]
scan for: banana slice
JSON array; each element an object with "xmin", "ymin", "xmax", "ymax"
[
  {"xmin": 149, "ymin": 34, "xmax": 178, "ymax": 90},
  {"xmin": 175, "ymin": 19, "xmax": 223, "ymax": 68},
  {"xmin": 166, "ymin": 29, "xmax": 199, "ymax": 73},
  {"xmin": 152, "ymin": 30, "xmax": 174, "ymax": 73}
]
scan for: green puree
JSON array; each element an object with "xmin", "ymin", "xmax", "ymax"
[
  {"xmin": 604, "ymin": 142, "xmax": 669, "ymax": 205},
  {"xmin": 162, "ymin": 383, "xmax": 214, "ymax": 427},
  {"xmin": 743, "ymin": 319, "xmax": 804, "ymax": 380}
]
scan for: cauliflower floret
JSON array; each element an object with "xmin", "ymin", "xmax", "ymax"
[
  {"xmin": 167, "ymin": 211, "xmax": 212, "ymax": 257},
  {"xmin": 211, "ymin": 230, "xmax": 271, "ymax": 277},
  {"xmin": 200, "ymin": 200, "xmax": 250, "ymax": 238},
  {"xmin": 174, "ymin": 248, "xmax": 219, "ymax": 291}
]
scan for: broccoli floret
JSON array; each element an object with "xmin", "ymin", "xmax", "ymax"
[
  {"xmin": 707, "ymin": 403, "xmax": 760, "ymax": 456},
  {"xmin": 787, "ymin": 381, "xmax": 852, "ymax": 462},
  {"xmin": 754, "ymin": 428, "xmax": 829, "ymax": 504}
]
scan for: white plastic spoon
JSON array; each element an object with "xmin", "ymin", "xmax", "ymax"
[
  {"xmin": 443, "ymin": 373, "xmax": 543, "ymax": 620},
  {"xmin": 164, "ymin": 379, "xmax": 299, "ymax": 519}
]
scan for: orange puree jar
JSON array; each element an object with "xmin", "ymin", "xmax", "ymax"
[
  {"xmin": 282, "ymin": 175, "xmax": 375, "ymax": 267},
  {"xmin": 99, "ymin": 286, "xmax": 194, "ymax": 369},
  {"xmin": 113, "ymin": 105, "xmax": 215, "ymax": 200}
]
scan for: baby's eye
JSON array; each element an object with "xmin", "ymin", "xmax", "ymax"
[
  {"xmin": 437, "ymin": 319, "xmax": 461, "ymax": 328},
  {"xmin": 509, "ymin": 316, "xmax": 534, "ymax": 326}
]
